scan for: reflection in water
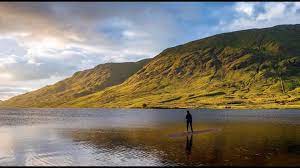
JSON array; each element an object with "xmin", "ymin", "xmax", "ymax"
[
  {"xmin": 0, "ymin": 109, "xmax": 299, "ymax": 166},
  {"xmin": 185, "ymin": 135, "xmax": 193, "ymax": 157},
  {"xmin": 0, "ymin": 122, "xmax": 299, "ymax": 166},
  {"xmin": 64, "ymin": 122, "xmax": 299, "ymax": 166}
]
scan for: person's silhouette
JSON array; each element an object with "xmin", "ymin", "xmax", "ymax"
[
  {"xmin": 186, "ymin": 110, "xmax": 193, "ymax": 132},
  {"xmin": 185, "ymin": 134, "xmax": 193, "ymax": 156}
]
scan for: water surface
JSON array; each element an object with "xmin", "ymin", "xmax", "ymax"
[{"xmin": 0, "ymin": 108, "xmax": 299, "ymax": 166}]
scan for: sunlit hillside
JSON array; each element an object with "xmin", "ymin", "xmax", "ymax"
[{"xmin": 1, "ymin": 24, "xmax": 300, "ymax": 109}]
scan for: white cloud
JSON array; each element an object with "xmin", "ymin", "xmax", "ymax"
[
  {"xmin": 0, "ymin": 73, "xmax": 14, "ymax": 81},
  {"xmin": 122, "ymin": 30, "xmax": 149, "ymax": 39},
  {"xmin": 0, "ymin": 86, "xmax": 31, "ymax": 100},
  {"xmin": 235, "ymin": 2, "xmax": 256, "ymax": 16},
  {"xmin": 221, "ymin": 2, "xmax": 300, "ymax": 32},
  {"xmin": 256, "ymin": 2, "xmax": 287, "ymax": 21}
]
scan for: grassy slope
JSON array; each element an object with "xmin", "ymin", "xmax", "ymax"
[
  {"xmin": 63, "ymin": 24, "xmax": 300, "ymax": 109},
  {"xmin": 1, "ymin": 59, "xmax": 150, "ymax": 107}
]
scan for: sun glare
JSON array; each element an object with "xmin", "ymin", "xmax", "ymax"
[
  {"xmin": 0, "ymin": 73, "xmax": 13, "ymax": 80},
  {"xmin": 41, "ymin": 37, "xmax": 64, "ymax": 49},
  {"xmin": 27, "ymin": 37, "xmax": 65, "ymax": 53}
]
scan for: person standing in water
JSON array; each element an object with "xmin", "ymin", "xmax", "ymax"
[{"xmin": 186, "ymin": 110, "xmax": 193, "ymax": 132}]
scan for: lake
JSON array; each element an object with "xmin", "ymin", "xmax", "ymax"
[{"xmin": 0, "ymin": 108, "xmax": 299, "ymax": 166}]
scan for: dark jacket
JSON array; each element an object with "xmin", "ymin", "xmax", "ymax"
[{"xmin": 186, "ymin": 113, "xmax": 192, "ymax": 122}]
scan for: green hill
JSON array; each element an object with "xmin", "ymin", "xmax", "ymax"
[
  {"xmin": 2, "ymin": 24, "xmax": 300, "ymax": 109},
  {"xmin": 1, "ymin": 59, "xmax": 150, "ymax": 107}
]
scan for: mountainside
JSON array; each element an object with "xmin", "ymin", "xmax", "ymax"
[
  {"xmin": 1, "ymin": 59, "xmax": 150, "ymax": 107},
  {"xmin": 2, "ymin": 24, "xmax": 300, "ymax": 109}
]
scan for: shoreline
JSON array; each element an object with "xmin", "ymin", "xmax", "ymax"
[{"xmin": 0, "ymin": 105, "xmax": 299, "ymax": 110}]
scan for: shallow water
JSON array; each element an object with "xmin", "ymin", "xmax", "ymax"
[{"xmin": 0, "ymin": 108, "xmax": 299, "ymax": 166}]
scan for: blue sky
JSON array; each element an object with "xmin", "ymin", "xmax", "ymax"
[{"xmin": 0, "ymin": 2, "xmax": 299, "ymax": 100}]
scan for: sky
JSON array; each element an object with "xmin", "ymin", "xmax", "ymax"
[{"xmin": 0, "ymin": 2, "xmax": 299, "ymax": 100}]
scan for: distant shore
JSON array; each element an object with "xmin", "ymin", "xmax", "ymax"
[{"xmin": 0, "ymin": 104, "xmax": 299, "ymax": 110}]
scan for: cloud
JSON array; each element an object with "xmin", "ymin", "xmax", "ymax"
[
  {"xmin": 0, "ymin": 2, "xmax": 188, "ymax": 100},
  {"xmin": 235, "ymin": 2, "xmax": 256, "ymax": 16},
  {"xmin": 220, "ymin": 2, "xmax": 300, "ymax": 32},
  {"xmin": 0, "ymin": 86, "xmax": 31, "ymax": 100},
  {"xmin": 0, "ymin": 2, "xmax": 183, "ymax": 58}
]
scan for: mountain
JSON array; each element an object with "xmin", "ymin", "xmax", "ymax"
[
  {"xmin": 1, "ymin": 59, "xmax": 150, "ymax": 107},
  {"xmin": 1, "ymin": 24, "xmax": 300, "ymax": 109}
]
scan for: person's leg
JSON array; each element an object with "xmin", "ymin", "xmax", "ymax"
[{"xmin": 190, "ymin": 121, "xmax": 193, "ymax": 132}]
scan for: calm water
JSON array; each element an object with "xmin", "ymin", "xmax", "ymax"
[{"xmin": 0, "ymin": 108, "xmax": 299, "ymax": 166}]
